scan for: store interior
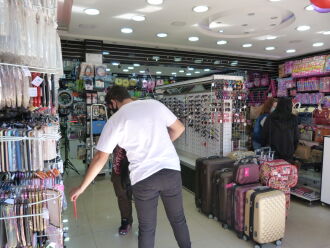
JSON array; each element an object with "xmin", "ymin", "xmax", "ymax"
[{"xmin": 0, "ymin": 0, "xmax": 330, "ymax": 248}]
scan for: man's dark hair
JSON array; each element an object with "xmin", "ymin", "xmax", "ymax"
[{"xmin": 105, "ymin": 86, "xmax": 131, "ymax": 104}]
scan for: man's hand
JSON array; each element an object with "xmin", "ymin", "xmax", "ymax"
[{"xmin": 69, "ymin": 151, "xmax": 110, "ymax": 202}]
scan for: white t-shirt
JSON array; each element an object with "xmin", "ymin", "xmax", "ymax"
[{"xmin": 96, "ymin": 99, "xmax": 180, "ymax": 185}]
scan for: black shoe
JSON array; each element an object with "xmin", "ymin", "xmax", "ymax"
[{"xmin": 119, "ymin": 218, "xmax": 132, "ymax": 236}]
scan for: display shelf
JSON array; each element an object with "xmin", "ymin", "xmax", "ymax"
[
  {"xmin": 291, "ymin": 185, "xmax": 321, "ymax": 205},
  {"xmin": 292, "ymin": 72, "xmax": 330, "ymax": 79}
]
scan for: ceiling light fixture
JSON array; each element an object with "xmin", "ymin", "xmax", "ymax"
[
  {"xmin": 219, "ymin": 30, "xmax": 224, "ymax": 33},
  {"xmin": 265, "ymin": 46, "xmax": 276, "ymax": 51},
  {"xmin": 296, "ymin": 25, "xmax": 311, "ymax": 31},
  {"xmin": 147, "ymin": 0, "xmax": 163, "ymax": 5},
  {"xmin": 242, "ymin": 43, "xmax": 252, "ymax": 48},
  {"xmin": 195, "ymin": 71, "xmax": 200, "ymax": 74},
  {"xmin": 133, "ymin": 64, "xmax": 140, "ymax": 67},
  {"xmin": 179, "ymin": 70, "xmax": 184, "ymax": 73},
  {"xmin": 112, "ymin": 62, "xmax": 120, "ymax": 66},
  {"xmin": 217, "ymin": 40, "xmax": 228, "ymax": 45},
  {"xmin": 140, "ymin": 70, "xmax": 145, "ymax": 73},
  {"xmin": 106, "ymin": 68, "xmax": 110, "ymax": 72},
  {"xmin": 156, "ymin": 71, "xmax": 162, "ymax": 74},
  {"xmin": 171, "ymin": 72, "xmax": 177, "ymax": 75},
  {"xmin": 193, "ymin": 6, "xmax": 209, "ymax": 13},
  {"xmin": 313, "ymin": 42, "xmax": 324, "ymax": 47},
  {"xmin": 266, "ymin": 35, "xmax": 277, "ymax": 40},
  {"xmin": 188, "ymin": 36, "xmax": 199, "ymax": 42},
  {"xmin": 269, "ymin": 0, "xmax": 281, "ymax": 2},
  {"xmin": 84, "ymin": 8, "xmax": 100, "ymax": 15},
  {"xmin": 121, "ymin": 27, "xmax": 133, "ymax": 34},
  {"xmin": 157, "ymin": 33, "xmax": 168, "ymax": 38},
  {"xmin": 186, "ymin": 73, "xmax": 192, "ymax": 76},
  {"xmin": 123, "ymin": 69, "xmax": 129, "ymax": 72},
  {"xmin": 204, "ymin": 68, "xmax": 210, "ymax": 72},
  {"xmin": 305, "ymin": 5, "xmax": 314, "ymax": 11},
  {"xmin": 286, "ymin": 49, "xmax": 296, "ymax": 53},
  {"xmin": 102, "ymin": 51, "xmax": 110, "ymax": 55},
  {"xmin": 322, "ymin": 31, "xmax": 330, "ymax": 35},
  {"xmin": 132, "ymin": 15, "xmax": 146, "ymax": 21},
  {"xmin": 174, "ymin": 57, "xmax": 182, "ymax": 62},
  {"xmin": 128, "ymin": 66, "xmax": 134, "ymax": 69},
  {"xmin": 188, "ymin": 67, "xmax": 194, "ymax": 71}
]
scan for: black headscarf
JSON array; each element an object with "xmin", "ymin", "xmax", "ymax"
[{"xmin": 270, "ymin": 97, "xmax": 294, "ymax": 121}]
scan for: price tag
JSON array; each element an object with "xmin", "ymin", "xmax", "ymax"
[
  {"xmin": 32, "ymin": 76, "xmax": 43, "ymax": 87},
  {"xmin": 22, "ymin": 67, "xmax": 31, "ymax": 77},
  {"xmin": 29, "ymin": 87, "xmax": 38, "ymax": 97}
]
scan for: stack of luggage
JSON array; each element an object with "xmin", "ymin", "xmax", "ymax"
[{"xmin": 195, "ymin": 151, "xmax": 298, "ymax": 248}]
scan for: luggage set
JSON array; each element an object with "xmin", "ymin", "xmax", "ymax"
[{"xmin": 195, "ymin": 156, "xmax": 298, "ymax": 248}]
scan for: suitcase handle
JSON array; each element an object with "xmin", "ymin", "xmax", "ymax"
[{"xmin": 235, "ymin": 156, "xmax": 258, "ymax": 166}]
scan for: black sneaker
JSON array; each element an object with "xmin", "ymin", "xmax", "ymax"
[{"xmin": 119, "ymin": 218, "xmax": 132, "ymax": 235}]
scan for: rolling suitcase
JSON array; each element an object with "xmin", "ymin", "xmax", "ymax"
[
  {"xmin": 195, "ymin": 157, "xmax": 234, "ymax": 217},
  {"xmin": 244, "ymin": 188, "xmax": 286, "ymax": 247},
  {"xmin": 212, "ymin": 168, "xmax": 233, "ymax": 222}
]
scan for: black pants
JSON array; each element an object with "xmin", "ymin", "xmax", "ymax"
[
  {"xmin": 132, "ymin": 169, "xmax": 191, "ymax": 248},
  {"xmin": 111, "ymin": 171, "xmax": 133, "ymax": 224}
]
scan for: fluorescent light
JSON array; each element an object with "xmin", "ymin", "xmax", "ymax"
[
  {"xmin": 296, "ymin": 25, "xmax": 311, "ymax": 31},
  {"xmin": 193, "ymin": 6, "xmax": 209, "ymax": 13},
  {"xmin": 112, "ymin": 62, "xmax": 119, "ymax": 66},
  {"xmin": 231, "ymin": 61, "xmax": 238, "ymax": 66},
  {"xmin": 179, "ymin": 70, "xmax": 184, "ymax": 73},
  {"xmin": 156, "ymin": 71, "xmax": 162, "ymax": 74},
  {"xmin": 286, "ymin": 49, "xmax": 296, "ymax": 53},
  {"xmin": 188, "ymin": 36, "xmax": 199, "ymax": 42},
  {"xmin": 128, "ymin": 66, "xmax": 134, "ymax": 69},
  {"xmin": 139, "ymin": 70, "xmax": 145, "ymax": 73},
  {"xmin": 64, "ymin": 237, "xmax": 70, "ymax": 242},
  {"xmin": 123, "ymin": 69, "xmax": 129, "ymax": 72},
  {"xmin": 132, "ymin": 15, "xmax": 145, "ymax": 21},
  {"xmin": 195, "ymin": 71, "xmax": 200, "ymax": 74},
  {"xmin": 171, "ymin": 72, "xmax": 177, "ymax": 75},
  {"xmin": 217, "ymin": 40, "xmax": 228, "ymax": 45},
  {"xmin": 147, "ymin": 0, "xmax": 163, "ymax": 5},
  {"xmin": 121, "ymin": 27, "xmax": 133, "ymax": 34},
  {"xmin": 174, "ymin": 57, "xmax": 182, "ymax": 62},
  {"xmin": 133, "ymin": 64, "xmax": 140, "ymax": 67},
  {"xmin": 313, "ymin": 42, "xmax": 324, "ymax": 47},
  {"xmin": 204, "ymin": 68, "xmax": 210, "ymax": 72},
  {"xmin": 266, "ymin": 36, "xmax": 277, "ymax": 40},
  {"xmin": 305, "ymin": 5, "xmax": 314, "ymax": 11},
  {"xmin": 157, "ymin": 33, "xmax": 168, "ymax": 38},
  {"xmin": 269, "ymin": 0, "xmax": 281, "ymax": 2},
  {"xmin": 219, "ymin": 30, "xmax": 224, "ymax": 33},
  {"xmin": 265, "ymin": 46, "xmax": 276, "ymax": 51},
  {"xmin": 106, "ymin": 68, "xmax": 110, "ymax": 71},
  {"xmin": 84, "ymin": 8, "xmax": 100, "ymax": 15},
  {"xmin": 63, "ymin": 219, "xmax": 69, "ymax": 223},
  {"xmin": 186, "ymin": 73, "xmax": 192, "ymax": 76},
  {"xmin": 321, "ymin": 31, "xmax": 330, "ymax": 35},
  {"xmin": 102, "ymin": 51, "xmax": 110, "ymax": 55},
  {"xmin": 188, "ymin": 67, "xmax": 194, "ymax": 71},
  {"xmin": 242, "ymin": 43, "xmax": 252, "ymax": 48}
]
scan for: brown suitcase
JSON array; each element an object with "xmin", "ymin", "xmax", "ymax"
[
  {"xmin": 195, "ymin": 157, "xmax": 234, "ymax": 217},
  {"xmin": 244, "ymin": 188, "xmax": 286, "ymax": 246},
  {"xmin": 212, "ymin": 169, "xmax": 233, "ymax": 222}
]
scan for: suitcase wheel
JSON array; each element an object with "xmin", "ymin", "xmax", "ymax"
[
  {"xmin": 254, "ymin": 245, "xmax": 262, "ymax": 248},
  {"xmin": 242, "ymin": 235, "xmax": 248, "ymax": 241},
  {"xmin": 213, "ymin": 216, "xmax": 218, "ymax": 221},
  {"xmin": 208, "ymin": 214, "xmax": 213, "ymax": 219},
  {"xmin": 275, "ymin": 240, "xmax": 282, "ymax": 246},
  {"xmin": 222, "ymin": 223, "xmax": 229, "ymax": 229}
]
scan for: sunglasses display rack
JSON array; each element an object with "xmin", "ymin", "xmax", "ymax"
[
  {"xmin": 0, "ymin": 1, "xmax": 66, "ymax": 247},
  {"xmin": 158, "ymin": 75, "xmax": 247, "ymax": 161}
]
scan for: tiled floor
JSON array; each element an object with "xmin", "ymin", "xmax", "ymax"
[{"xmin": 63, "ymin": 163, "xmax": 330, "ymax": 248}]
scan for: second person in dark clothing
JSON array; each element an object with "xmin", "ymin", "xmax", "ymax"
[{"xmin": 261, "ymin": 97, "xmax": 299, "ymax": 162}]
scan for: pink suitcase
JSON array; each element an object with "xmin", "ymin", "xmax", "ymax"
[{"xmin": 233, "ymin": 157, "xmax": 260, "ymax": 185}]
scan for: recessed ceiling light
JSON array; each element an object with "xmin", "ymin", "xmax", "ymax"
[
  {"xmin": 269, "ymin": 0, "xmax": 281, "ymax": 2},
  {"xmin": 106, "ymin": 68, "xmax": 110, "ymax": 72},
  {"xmin": 219, "ymin": 30, "xmax": 224, "ymax": 33},
  {"xmin": 186, "ymin": 73, "xmax": 192, "ymax": 76},
  {"xmin": 188, "ymin": 36, "xmax": 199, "ymax": 42},
  {"xmin": 204, "ymin": 68, "xmax": 210, "ymax": 72},
  {"xmin": 305, "ymin": 5, "xmax": 314, "ymax": 11},
  {"xmin": 140, "ymin": 70, "xmax": 145, "ymax": 73},
  {"xmin": 179, "ymin": 70, "xmax": 184, "ymax": 73},
  {"xmin": 193, "ymin": 6, "xmax": 209, "ymax": 13},
  {"xmin": 266, "ymin": 35, "xmax": 277, "ymax": 40},
  {"xmin": 174, "ymin": 57, "xmax": 182, "ymax": 62},
  {"xmin": 102, "ymin": 51, "xmax": 110, "ymax": 55},
  {"xmin": 188, "ymin": 67, "xmax": 194, "ymax": 71},
  {"xmin": 242, "ymin": 43, "xmax": 252, "ymax": 48},
  {"xmin": 195, "ymin": 71, "xmax": 200, "ymax": 74},
  {"xmin": 296, "ymin": 25, "xmax": 311, "ymax": 31},
  {"xmin": 286, "ymin": 49, "xmax": 296, "ymax": 53},
  {"xmin": 217, "ymin": 40, "xmax": 228, "ymax": 45},
  {"xmin": 123, "ymin": 69, "xmax": 129, "ymax": 72},
  {"xmin": 147, "ymin": 0, "xmax": 163, "ymax": 5},
  {"xmin": 265, "ymin": 46, "xmax": 276, "ymax": 51},
  {"xmin": 132, "ymin": 15, "xmax": 146, "ymax": 21},
  {"xmin": 156, "ymin": 71, "xmax": 162, "ymax": 74},
  {"xmin": 112, "ymin": 62, "xmax": 120, "ymax": 66},
  {"xmin": 84, "ymin": 8, "xmax": 100, "ymax": 15},
  {"xmin": 313, "ymin": 42, "xmax": 324, "ymax": 47},
  {"xmin": 171, "ymin": 72, "xmax": 177, "ymax": 75},
  {"xmin": 322, "ymin": 31, "xmax": 330, "ymax": 35},
  {"xmin": 157, "ymin": 33, "xmax": 168, "ymax": 38},
  {"xmin": 133, "ymin": 64, "xmax": 140, "ymax": 67},
  {"xmin": 128, "ymin": 66, "xmax": 134, "ymax": 69},
  {"xmin": 121, "ymin": 27, "xmax": 133, "ymax": 34}
]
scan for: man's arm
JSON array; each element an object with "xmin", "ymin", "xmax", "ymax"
[
  {"xmin": 168, "ymin": 119, "xmax": 185, "ymax": 142},
  {"xmin": 70, "ymin": 151, "xmax": 110, "ymax": 201}
]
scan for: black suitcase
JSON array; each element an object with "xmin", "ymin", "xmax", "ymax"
[
  {"xmin": 212, "ymin": 168, "xmax": 233, "ymax": 222},
  {"xmin": 195, "ymin": 156, "xmax": 234, "ymax": 217}
]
